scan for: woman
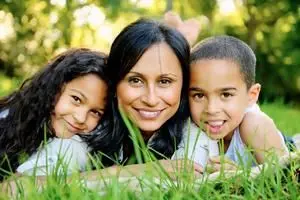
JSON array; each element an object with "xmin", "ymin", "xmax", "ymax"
[{"xmin": 84, "ymin": 18, "xmax": 205, "ymax": 179}]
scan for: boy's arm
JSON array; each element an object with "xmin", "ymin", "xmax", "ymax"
[{"xmin": 239, "ymin": 112, "xmax": 288, "ymax": 164}]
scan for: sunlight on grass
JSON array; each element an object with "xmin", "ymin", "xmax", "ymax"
[{"xmin": 260, "ymin": 102, "xmax": 300, "ymax": 136}]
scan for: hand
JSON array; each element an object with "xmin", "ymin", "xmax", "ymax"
[
  {"xmin": 155, "ymin": 159, "xmax": 204, "ymax": 179},
  {"xmin": 206, "ymin": 156, "xmax": 237, "ymax": 174},
  {"xmin": 163, "ymin": 11, "xmax": 201, "ymax": 46}
]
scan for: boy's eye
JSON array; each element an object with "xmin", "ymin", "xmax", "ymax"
[
  {"xmin": 192, "ymin": 93, "xmax": 204, "ymax": 101},
  {"xmin": 128, "ymin": 77, "xmax": 143, "ymax": 86},
  {"xmin": 221, "ymin": 92, "xmax": 233, "ymax": 98},
  {"xmin": 71, "ymin": 95, "xmax": 81, "ymax": 104}
]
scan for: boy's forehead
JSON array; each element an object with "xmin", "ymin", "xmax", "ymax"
[{"xmin": 189, "ymin": 59, "xmax": 247, "ymax": 89}]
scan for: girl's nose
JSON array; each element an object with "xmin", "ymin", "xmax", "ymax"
[{"xmin": 73, "ymin": 108, "xmax": 88, "ymax": 123}]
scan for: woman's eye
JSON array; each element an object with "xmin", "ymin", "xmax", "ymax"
[
  {"xmin": 71, "ymin": 95, "xmax": 81, "ymax": 104},
  {"xmin": 159, "ymin": 79, "xmax": 172, "ymax": 86},
  {"xmin": 128, "ymin": 77, "xmax": 143, "ymax": 86}
]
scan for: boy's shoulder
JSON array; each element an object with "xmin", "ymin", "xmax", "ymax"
[{"xmin": 239, "ymin": 110, "xmax": 277, "ymax": 144}]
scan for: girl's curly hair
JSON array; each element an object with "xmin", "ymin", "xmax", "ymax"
[{"xmin": 0, "ymin": 48, "xmax": 118, "ymax": 178}]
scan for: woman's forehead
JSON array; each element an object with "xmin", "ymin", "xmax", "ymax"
[{"xmin": 128, "ymin": 42, "xmax": 182, "ymax": 76}]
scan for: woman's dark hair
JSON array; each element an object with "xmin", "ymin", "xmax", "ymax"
[
  {"xmin": 0, "ymin": 48, "xmax": 117, "ymax": 178},
  {"xmin": 105, "ymin": 18, "xmax": 190, "ymax": 161}
]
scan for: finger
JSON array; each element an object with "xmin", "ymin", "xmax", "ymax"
[
  {"xmin": 205, "ymin": 162, "xmax": 219, "ymax": 174},
  {"xmin": 163, "ymin": 11, "xmax": 183, "ymax": 28},
  {"xmin": 209, "ymin": 156, "xmax": 221, "ymax": 164},
  {"xmin": 193, "ymin": 163, "xmax": 204, "ymax": 174}
]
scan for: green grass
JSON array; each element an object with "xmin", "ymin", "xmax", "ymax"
[
  {"xmin": 0, "ymin": 100, "xmax": 299, "ymax": 199},
  {"xmin": 1, "ymin": 152, "xmax": 299, "ymax": 199},
  {"xmin": 260, "ymin": 102, "xmax": 300, "ymax": 136}
]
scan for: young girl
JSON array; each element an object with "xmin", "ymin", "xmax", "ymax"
[{"xmin": 0, "ymin": 48, "xmax": 120, "ymax": 180}]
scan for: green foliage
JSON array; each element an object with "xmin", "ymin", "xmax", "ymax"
[{"xmin": 0, "ymin": 0, "xmax": 300, "ymax": 102}]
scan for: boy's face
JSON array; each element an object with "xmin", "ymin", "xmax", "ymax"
[{"xmin": 189, "ymin": 59, "xmax": 259, "ymax": 141}]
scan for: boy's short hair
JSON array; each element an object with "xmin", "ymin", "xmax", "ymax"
[{"xmin": 191, "ymin": 35, "xmax": 256, "ymax": 89}]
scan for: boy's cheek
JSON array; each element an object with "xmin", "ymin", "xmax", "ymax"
[{"xmin": 189, "ymin": 103, "xmax": 205, "ymax": 125}]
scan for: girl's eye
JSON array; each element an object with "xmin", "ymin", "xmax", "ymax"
[
  {"xmin": 128, "ymin": 77, "xmax": 143, "ymax": 86},
  {"xmin": 221, "ymin": 92, "xmax": 233, "ymax": 99},
  {"xmin": 91, "ymin": 110, "xmax": 102, "ymax": 118},
  {"xmin": 71, "ymin": 95, "xmax": 81, "ymax": 104}
]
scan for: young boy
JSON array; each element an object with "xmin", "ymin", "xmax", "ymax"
[{"xmin": 174, "ymin": 35, "xmax": 289, "ymax": 172}]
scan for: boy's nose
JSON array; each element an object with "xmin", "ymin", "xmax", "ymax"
[{"xmin": 205, "ymin": 99, "xmax": 220, "ymax": 114}]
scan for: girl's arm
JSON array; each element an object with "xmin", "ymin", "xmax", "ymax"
[
  {"xmin": 82, "ymin": 159, "xmax": 203, "ymax": 181},
  {"xmin": 240, "ymin": 112, "xmax": 289, "ymax": 164}
]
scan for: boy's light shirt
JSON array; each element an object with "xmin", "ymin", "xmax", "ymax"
[
  {"xmin": 172, "ymin": 121, "xmax": 219, "ymax": 168},
  {"xmin": 17, "ymin": 135, "xmax": 89, "ymax": 176}
]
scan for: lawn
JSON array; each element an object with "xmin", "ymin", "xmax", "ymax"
[
  {"xmin": 260, "ymin": 102, "xmax": 300, "ymax": 136},
  {"xmin": 0, "ymin": 102, "xmax": 299, "ymax": 199}
]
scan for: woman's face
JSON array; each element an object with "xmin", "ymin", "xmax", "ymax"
[
  {"xmin": 116, "ymin": 42, "xmax": 183, "ymax": 138},
  {"xmin": 51, "ymin": 74, "xmax": 107, "ymax": 138}
]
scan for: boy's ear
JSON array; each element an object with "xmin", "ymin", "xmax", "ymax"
[{"xmin": 247, "ymin": 83, "xmax": 261, "ymax": 106}]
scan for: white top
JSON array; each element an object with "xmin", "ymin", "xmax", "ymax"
[
  {"xmin": 17, "ymin": 135, "xmax": 89, "ymax": 175},
  {"xmin": 0, "ymin": 109, "xmax": 9, "ymax": 119},
  {"xmin": 172, "ymin": 121, "xmax": 219, "ymax": 168},
  {"xmin": 1, "ymin": 109, "xmax": 90, "ymax": 175}
]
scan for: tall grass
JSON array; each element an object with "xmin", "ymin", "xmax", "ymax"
[{"xmin": 0, "ymin": 102, "xmax": 299, "ymax": 199}]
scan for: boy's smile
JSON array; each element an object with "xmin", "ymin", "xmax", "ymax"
[{"xmin": 189, "ymin": 59, "xmax": 258, "ymax": 141}]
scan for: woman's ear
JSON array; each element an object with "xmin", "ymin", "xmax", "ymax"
[{"xmin": 248, "ymin": 83, "xmax": 261, "ymax": 106}]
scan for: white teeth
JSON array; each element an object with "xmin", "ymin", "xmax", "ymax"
[
  {"xmin": 139, "ymin": 110, "xmax": 160, "ymax": 118},
  {"xmin": 207, "ymin": 121, "xmax": 224, "ymax": 126}
]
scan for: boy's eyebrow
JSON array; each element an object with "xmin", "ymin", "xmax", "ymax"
[
  {"xmin": 188, "ymin": 87, "xmax": 237, "ymax": 92},
  {"xmin": 221, "ymin": 87, "xmax": 237, "ymax": 91},
  {"xmin": 189, "ymin": 87, "xmax": 203, "ymax": 92}
]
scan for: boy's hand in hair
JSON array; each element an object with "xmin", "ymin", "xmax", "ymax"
[{"xmin": 164, "ymin": 11, "xmax": 201, "ymax": 47}]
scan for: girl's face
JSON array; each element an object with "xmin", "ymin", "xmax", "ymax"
[
  {"xmin": 116, "ymin": 42, "xmax": 183, "ymax": 139},
  {"xmin": 51, "ymin": 74, "xmax": 107, "ymax": 138}
]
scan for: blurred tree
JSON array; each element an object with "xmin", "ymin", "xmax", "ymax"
[{"xmin": 0, "ymin": 0, "xmax": 299, "ymax": 102}]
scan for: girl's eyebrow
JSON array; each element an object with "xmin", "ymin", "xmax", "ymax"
[
  {"xmin": 70, "ymin": 88, "xmax": 87, "ymax": 100},
  {"xmin": 70, "ymin": 88, "xmax": 106, "ymax": 111}
]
